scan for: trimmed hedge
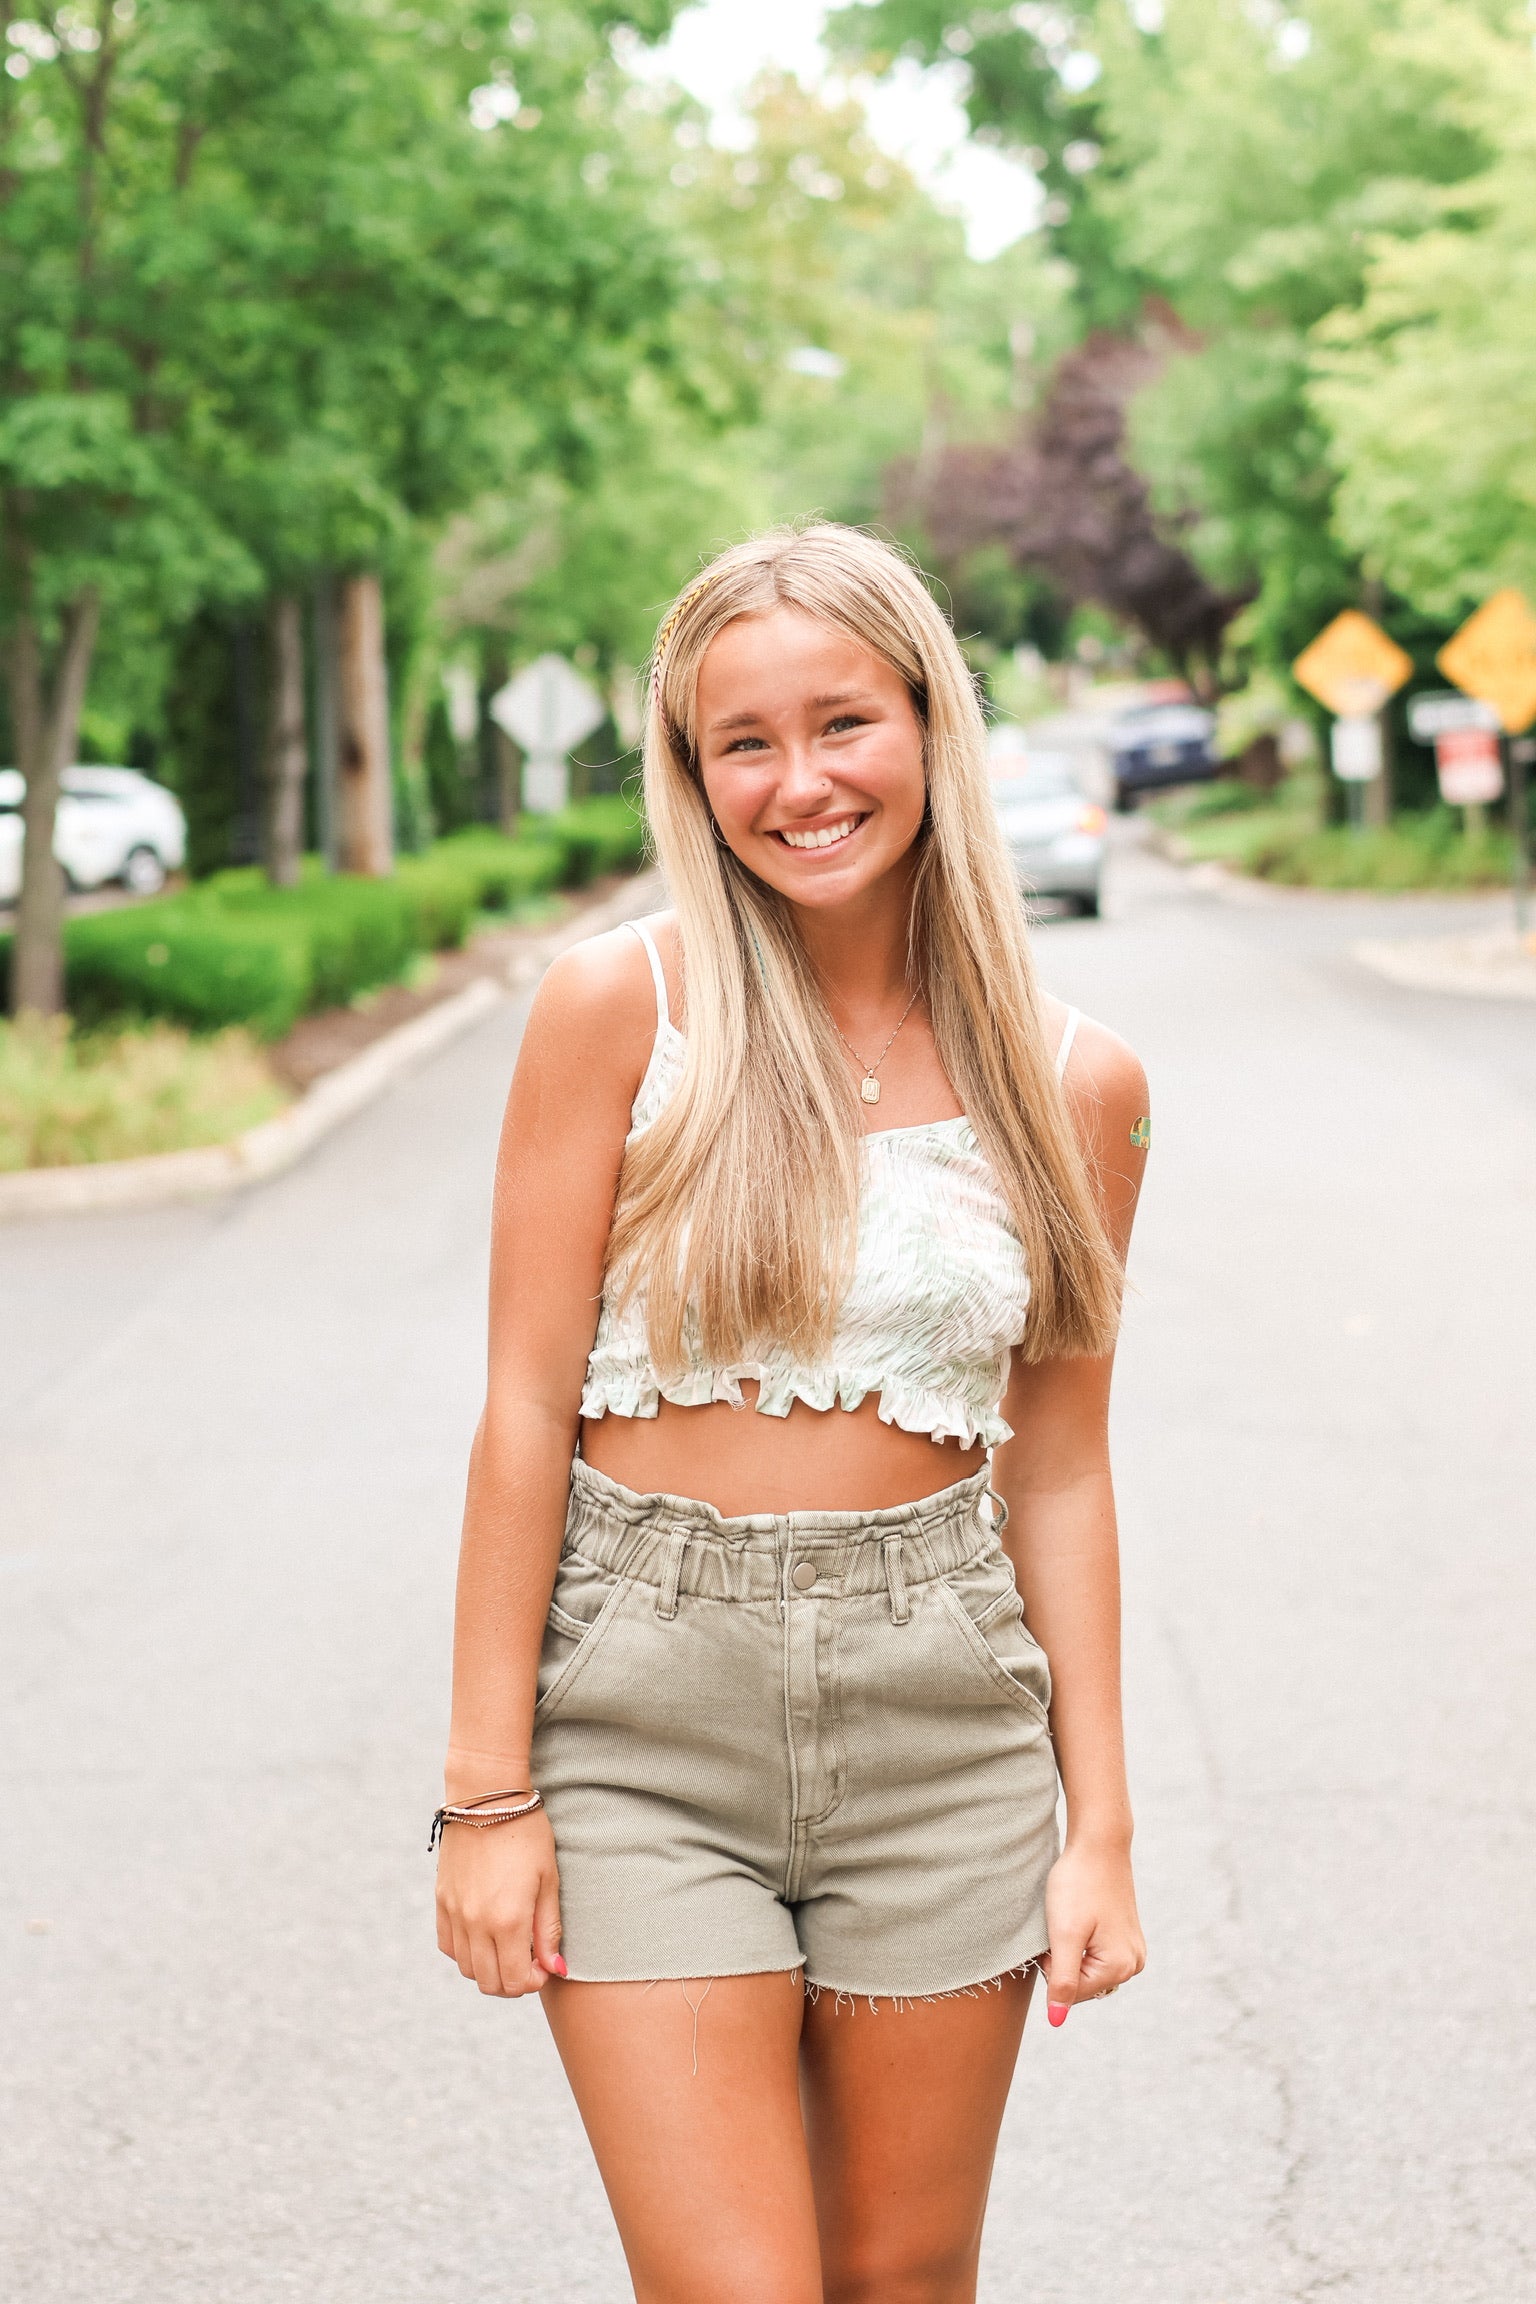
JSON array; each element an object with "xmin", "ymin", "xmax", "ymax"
[{"xmin": 1, "ymin": 795, "xmax": 647, "ymax": 1038}]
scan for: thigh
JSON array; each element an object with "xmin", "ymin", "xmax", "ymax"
[
  {"xmin": 801, "ymin": 1969, "xmax": 1035, "ymax": 2304},
  {"xmin": 544, "ymin": 1971, "xmax": 821, "ymax": 2304}
]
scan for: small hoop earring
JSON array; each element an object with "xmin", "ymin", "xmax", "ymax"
[{"xmin": 709, "ymin": 814, "xmax": 729, "ymax": 846}]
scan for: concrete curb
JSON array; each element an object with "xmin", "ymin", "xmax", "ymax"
[
  {"xmin": 0, "ymin": 870, "xmax": 662, "ymax": 1222},
  {"xmin": 1353, "ymin": 931, "xmax": 1536, "ymax": 1003}
]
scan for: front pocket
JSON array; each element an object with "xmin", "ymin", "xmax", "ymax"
[
  {"xmin": 535, "ymin": 1551, "xmax": 629, "ymax": 1718},
  {"xmin": 935, "ymin": 1556, "xmax": 1053, "ymax": 1728}
]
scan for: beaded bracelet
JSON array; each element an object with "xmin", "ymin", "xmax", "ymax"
[{"xmin": 429, "ymin": 1787, "xmax": 543, "ymax": 1853}]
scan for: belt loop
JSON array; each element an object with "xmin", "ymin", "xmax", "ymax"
[
  {"xmin": 656, "ymin": 1527, "xmax": 688, "ymax": 1621},
  {"xmin": 882, "ymin": 1531, "xmax": 910, "ymax": 1626},
  {"xmin": 985, "ymin": 1486, "xmax": 1010, "ymax": 1537}
]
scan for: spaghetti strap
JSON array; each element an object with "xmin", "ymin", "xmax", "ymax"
[
  {"xmin": 627, "ymin": 919, "xmax": 670, "ymax": 1032},
  {"xmin": 1054, "ymin": 1006, "xmax": 1081, "ymax": 1082}
]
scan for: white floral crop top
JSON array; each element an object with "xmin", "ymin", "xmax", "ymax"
[{"xmin": 579, "ymin": 922, "xmax": 1081, "ymax": 1450}]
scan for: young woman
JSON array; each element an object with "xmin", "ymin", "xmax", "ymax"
[{"xmin": 435, "ymin": 525, "xmax": 1148, "ymax": 2303}]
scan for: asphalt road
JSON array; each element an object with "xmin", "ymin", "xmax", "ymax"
[{"xmin": 3, "ymin": 839, "xmax": 1533, "ymax": 2304}]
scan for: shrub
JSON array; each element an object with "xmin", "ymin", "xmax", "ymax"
[
  {"xmin": 1180, "ymin": 802, "xmax": 1515, "ymax": 890},
  {"xmin": 198, "ymin": 875, "xmax": 420, "ymax": 1007},
  {"xmin": 1176, "ymin": 778, "xmax": 1273, "ymax": 823},
  {"xmin": 429, "ymin": 827, "xmax": 568, "ymax": 911},
  {"xmin": 0, "ymin": 795, "xmax": 648, "ymax": 1039},
  {"xmin": 63, "ymin": 902, "xmax": 317, "ymax": 1038},
  {"xmin": 0, "ymin": 1015, "xmax": 284, "ymax": 1170},
  {"xmin": 546, "ymin": 793, "xmax": 647, "ymax": 882}
]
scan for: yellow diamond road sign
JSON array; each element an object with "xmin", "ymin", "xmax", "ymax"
[
  {"xmin": 1292, "ymin": 611, "xmax": 1414, "ymax": 718},
  {"xmin": 1438, "ymin": 588, "xmax": 1536, "ymax": 735}
]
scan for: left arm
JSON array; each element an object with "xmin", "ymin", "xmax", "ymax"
[{"xmin": 991, "ymin": 1018, "xmax": 1150, "ymax": 2023}]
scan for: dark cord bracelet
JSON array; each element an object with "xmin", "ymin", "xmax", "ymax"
[{"xmin": 429, "ymin": 1788, "xmax": 543, "ymax": 1852}]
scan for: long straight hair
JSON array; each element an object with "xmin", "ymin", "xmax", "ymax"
[{"xmin": 607, "ymin": 523, "xmax": 1122, "ymax": 1370}]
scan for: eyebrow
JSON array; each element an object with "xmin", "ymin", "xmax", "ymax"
[{"xmin": 705, "ymin": 689, "xmax": 873, "ymax": 735}]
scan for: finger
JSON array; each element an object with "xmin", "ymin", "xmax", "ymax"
[
  {"xmin": 531, "ymin": 1868, "xmax": 567, "ymax": 1982},
  {"xmin": 499, "ymin": 1932, "xmax": 544, "ymax": 1997},
  {"xmin": 1043, "ymin": 1936, "xmax": 1084, "ymax": 2026},
  {"xmin": 470, "ymin": 1928, "xmax": 506, "ymax": 1998},
  {"xmin": 435, "ymin": 1896, "xmax": 456, "ymax": 1961},
  {"xmin": 452, "ymin": 1921, "xmax": 477, "ymax": 1983}
]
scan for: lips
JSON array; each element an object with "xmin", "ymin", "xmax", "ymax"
[{"xmin": 774, "ymin": 814, "xmax": 865, "ymax": 851}]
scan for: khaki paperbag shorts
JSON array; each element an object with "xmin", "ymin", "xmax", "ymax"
[{"xmin": 531, "ymin": 1458, "xmax": 1061, "ymax": 2000}]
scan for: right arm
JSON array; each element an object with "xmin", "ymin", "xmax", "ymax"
[{"xmin": 435, "ymin": 927, "xmax": 655, "ymax": 1998}]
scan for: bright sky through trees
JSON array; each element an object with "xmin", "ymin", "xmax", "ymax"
[{"xmin": 647, "ymin": 0, "xmax": 1044, "ymax": 256}]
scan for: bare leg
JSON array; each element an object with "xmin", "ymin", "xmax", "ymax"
[
  {"xmin": 544, "ymin": 1971, "xmax": 821, "ymax": 2304},
  {"xmin": 801, "ymin": 1969, "xmax": 1035, "ymax": 2304}
]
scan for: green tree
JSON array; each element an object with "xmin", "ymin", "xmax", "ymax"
[
  {"xmin": 428, "ymin": 69, "xmax": 1072, "ymax": 714},
  {"xmin": 1310, "ymin": 3, "xmax": 1536, "ymax": 613},
  {"xmin": 830, "ymin": 0, "xmax": 1505, "ymax": 671}
]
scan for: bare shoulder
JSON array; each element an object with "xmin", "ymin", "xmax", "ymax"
[
  {"xmin": 518, "ymin": 913, "xmax": 672, "ymax": 1110},
  {"xmin": 1064, "ymin": 1015, "xmax": 1148, "ymax": 1129},
  {"xmin": 1042, "ymin": 1004, "xmax": 1149, "ymax": 1256}
]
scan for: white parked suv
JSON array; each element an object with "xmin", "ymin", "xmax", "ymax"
[{"xmin": 0, "ymin": 766, "xmax": 187, "ymax": 902}]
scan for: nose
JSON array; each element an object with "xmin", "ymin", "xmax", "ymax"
[{"xmin": 776, "ymin": 738, "xmax": 832, "ymax": 809}]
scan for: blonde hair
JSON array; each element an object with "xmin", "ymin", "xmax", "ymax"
[{"xmin": 608, "ymin": 522, "xmax": 1122, "ymax": 1370}]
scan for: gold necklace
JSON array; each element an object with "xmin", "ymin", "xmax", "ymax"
[{"xmin": 832, "ymin": 987, "xmax": 921, "ymax": 1106}]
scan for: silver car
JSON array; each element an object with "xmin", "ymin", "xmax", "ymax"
[
  {"xmin": 0, "ymin": 765, "xmax": 187, "ymax": 901},
  {"xmin": 992, "ymin": 752, "xmax": 1107, "ymax": 917}
]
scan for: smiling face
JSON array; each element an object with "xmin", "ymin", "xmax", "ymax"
[{"xmin": 693, "ymin": 606, "xmax": 927, "ymax": 911}]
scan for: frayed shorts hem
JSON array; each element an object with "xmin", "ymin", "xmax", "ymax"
[
  {"xmin": 559, "ymin": 1948, "xmax": 1050, "ymax": 2004},
  {"xmin": 801, "ymin": 1946, "xmax": 1049, "ymax": 2007},
  {"xmin": 562, "ymin": 1958, "xmax": 806, "ymax": 1986}
]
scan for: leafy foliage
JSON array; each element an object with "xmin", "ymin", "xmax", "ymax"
[
  {"xmin": 1311, "ymin": 5, "xmax": 1536, "ymax": 613},
  {"xmin": 832, "ymin": 0, "xmax": 1518, "ymax": 672}
]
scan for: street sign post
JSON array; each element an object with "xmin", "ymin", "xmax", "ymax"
[
  {"xmin": 490, "ymin": 654, "xmax": 608, "ymax": 815},
  {"xmin": 1294, "ymin": 611, "xmax": 1413, "ymax": 830},
  {"xmin": 1437, "ymin": 590, "xmax": 1536, "ymax": 934}
]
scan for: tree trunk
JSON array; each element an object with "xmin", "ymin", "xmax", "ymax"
[
  {"xmin": 494, "ymin": 723, "xmax": 522, "ymax": 834},
  {"xmin": 8, "ymin": 589, "xmax": 101, "ymax": 1017},
  {"xmin": 336, "ymin": 572, "xmax": 393, "ymax": 876},
  {"xmin": 311, "ymin": 575, "xmax": 339, "ymax": 868},
  {"xmin": 262, "ymin": 593, "xmax": 308, "ymax": 887}
]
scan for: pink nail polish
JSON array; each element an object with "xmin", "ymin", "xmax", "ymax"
[
  {"xmin": 1047, "ymin": 2001, "xmax": 1069, "ymax": 2028},
  {"xmin": 548, "ymin": 1954, "xmax": 568, "ymax": 1978}
]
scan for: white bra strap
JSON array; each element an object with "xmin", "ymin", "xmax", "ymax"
[
  {"xmin": 1054, "ymin": 1006, "xmax": 1081, "ymax": 1082},
  {"xmin": 627, "ymin": 919, "xmax": 670, "ymax": 1033}
]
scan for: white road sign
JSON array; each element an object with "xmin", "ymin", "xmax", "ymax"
[
  {"xmin": 1330, "ymin": 714, "xmax": 1383, "ymax": 782},
  {"xmin": 1407, "ymin": 691, "xmax": 1501, "ymax": 743},
  {"xmin": 490, "ymin": 654, "xmax": 607, "ymax": 813}
]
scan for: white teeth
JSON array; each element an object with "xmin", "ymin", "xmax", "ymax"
[{"xmin": 780, "ymin": 817, "xmax": 858, "ymax": 851}]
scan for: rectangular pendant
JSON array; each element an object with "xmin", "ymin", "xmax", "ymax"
[{"xmin": 860, "ymin": 1077, "xmax": 881, "ymax": 1104}]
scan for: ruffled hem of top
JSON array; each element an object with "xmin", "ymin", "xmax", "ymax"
[{"xmin": 580, "ymin": 1361, "xmax": 1013, "ymax": 1450}]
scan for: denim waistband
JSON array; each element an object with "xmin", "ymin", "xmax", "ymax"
[{"xmin": 565, "ymin": 1456, "xmax": 1001, "ymax": 1609}]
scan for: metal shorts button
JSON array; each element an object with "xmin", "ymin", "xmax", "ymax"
[{"xmin": 791, "ymin": 1559, "xmax": 819, "ymax": 1591}]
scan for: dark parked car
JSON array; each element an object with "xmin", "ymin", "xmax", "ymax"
[{"xmin": 1108, "ymin": 703, "xmax": 1218, "ymax": 807}]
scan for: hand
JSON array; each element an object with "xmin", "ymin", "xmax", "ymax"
[
  {"xmin": 435, "ymin": 1807, "xmax": 565, "ymax": 1997},
  {"xmin": 1040, "ymin": 1836, "xmax": 1145, "ymax": 2027}
]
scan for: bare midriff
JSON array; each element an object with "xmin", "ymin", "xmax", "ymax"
[{"xmin": 580, "ymin": 1383, "xmax": 986, "ymax": 1518}]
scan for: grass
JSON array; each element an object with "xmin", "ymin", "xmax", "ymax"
[
  {"xmin": 0, "ymin": 1016, "xmax": 286, "ymax": 1172},
  {"xmin": 1155, "ymin": 782, "xmax": 1515, "ymax": 890}
]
